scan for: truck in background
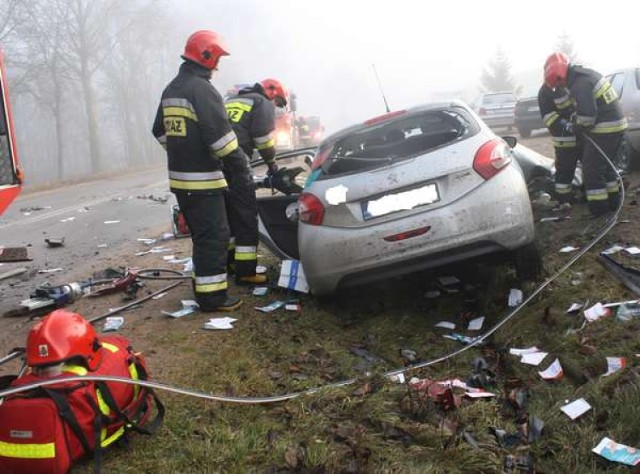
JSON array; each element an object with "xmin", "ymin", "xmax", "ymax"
[{"xmin": 0, "ymin": 47, "xmax": 22, "ymax": 216}]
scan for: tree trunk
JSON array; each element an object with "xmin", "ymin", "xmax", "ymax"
[{"xmin": 79, "ymin": 58, "xmax": 101, "ymax": 172}]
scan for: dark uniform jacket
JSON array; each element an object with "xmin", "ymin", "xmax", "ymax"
[
  {"xmin": 225, "ymin": 83, "xmax": 276, "ymax": 163},
  {"xmin": 152, "ymin": 61, "xmax": 246, "ymax": 195},
  {"xmin": 538, "ymin": 85, "xmax": 576, "ymax": 149},
  {"xmin": 567, "ymin": 65, "xmax": 627, "ymax": 134}
]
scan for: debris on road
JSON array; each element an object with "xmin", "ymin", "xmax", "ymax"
[
  {"xmin": 103, "ymin": 316, "xmax": 124, "ymax": 332},
  {"xmin": 103, "ymin": 220, "xmax": 121, "ymax": 224},
  {"xmin": 0, "ymin": 246, "xmax": 31, "ymax": 262},
  {"xmin": 0, "ymin": 266, "xmax": 27, "ymax": 281},
  {"xmin": 203, "ymin": 317, "xmax": 237, "ymax": 330},
  {"xmin": 45, "ymin": 237, "xmax": 65, "ymax": 247}
]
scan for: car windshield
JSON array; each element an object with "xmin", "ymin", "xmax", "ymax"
[
  {"xmin": 482, "ymin": 93, "xmax": 516, "ymax": 104},
  {"xmin": 321, "ymin": 107, "xmax": 476, "ymax": 176}
]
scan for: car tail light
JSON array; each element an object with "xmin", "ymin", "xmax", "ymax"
[
  {"xmin": 299, "ymin": 192, "xmax": 325, "ymax": 225},
  {"xmin": 364, "ymin": 110, "xmax": 406, "ymax": 125},
  {"xmin": 473, "ymin": 139, "xmax": 512, "ymax": 180}
]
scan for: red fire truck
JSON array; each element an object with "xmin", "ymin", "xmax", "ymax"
[{"xmin": 0, "ymin": 47, "xmax": 22, "ymax": 216}]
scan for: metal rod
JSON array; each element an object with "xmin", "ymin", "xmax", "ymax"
[{"xmin": 0, "ymin": 350, "xmax": 23, "ymax": 366}]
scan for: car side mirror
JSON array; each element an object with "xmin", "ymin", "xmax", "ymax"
[{"xmin": 502, "ymin": 136, "xmax": 517, "ymax": 148}]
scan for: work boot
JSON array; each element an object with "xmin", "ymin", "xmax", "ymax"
[
  {"xmin": 201, "ymin": 296, "xmax": 243, "ymax": 312},
  {"xmin": 236, "ymin": 274, "xmax": 268, "ymax": 286}
]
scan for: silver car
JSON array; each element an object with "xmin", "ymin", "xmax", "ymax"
[
  {"xmin": 257, "ymin": 101, "xmax": 541, "ymax": 295},
  {"xmin": 475, "ymin": 92, "xmax": 517, "ymax": 130}
]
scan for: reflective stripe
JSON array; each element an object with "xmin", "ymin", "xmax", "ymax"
[
  {"xmin": 0, "ymin": 441, "xmax": 55, "ymax": 459},
  {"xmin": 555, "ymin": 183, "xmax": 572, "ymax": 194},
  {"xmin": 96, "ymin": 388, "xmax": 110, "ymax": 415},
  {"xmin": 254, "ymin": 132, "xmax": 275, "ymax": 151},
  {"xmin": 170, "ymin": 178, "xmax": 227, "ymax": 190},
  {"xmin": 586, "ymin": 188, "xmax": 608, "ymax": 201},
  {"xmin": 169, "ymin": 170, "xmax": 225, "ymax": 181},
  {"xmin": 163, "ymin": 106, "xmax": 198, "ymax": 122},
  {"xmin": 210, "ymin": 131, "xmax": 239, "ymax": 158},
  {"xmin": 225, "ymin": 100, "xmax": 253, "ymax": 112},
  {"xmin": 591, "ymin": 118, "xmax": 628, "ymax": 134},
  {"xmin": 63, "ymin": 364, "xmax": 88, "ymax": 376},
  {"xmin": 101, "ymin": 342, "xmax": 119, "ymax": 353},
  {"xmin": 554, "ymin": 94, "xmax": 573, "ymax": 110},
  {"xmin": 101, "ymin": 426, "xmax": 125, "ymax": 448},
  {"xmin": 576, "ymin": 114, "xmax": 595, "ymax": 127},
  {"xmin": 235, "ymin": 246, "xmax": 257, "ymax": 261},
  {"xmin": 593, "ymin": 77, "xmax": 609, "ymax": 98},
  {"xmin": 128, "ymin": 362, "xmax": 140, "ymax": 398},
  {"xmin": 162, "ymin": 98, "xmax": 197, "ymax": 112},
  {"xmin": 195, "ymin": 273, "xmax": 227, "ymax": 293},
  {"xmin": 552, "ymin": 136, "xmax": 577, "ymax": 148},
  {"xmin": 543, "ymin": 111, "xmax": 559, "ymax": 127},
  {"xmin": 606, "ymin": 181, "xmax": 620, "ymax": 192}
]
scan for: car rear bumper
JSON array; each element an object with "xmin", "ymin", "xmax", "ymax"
[
  {"xmin": 480, "ymin": 115, "xmax": 515, "ymax": 128},
  {"xmin": 299, "ymin": 166, "xmax": 535, "ymax": 295}
]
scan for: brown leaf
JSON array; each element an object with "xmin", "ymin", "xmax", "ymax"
[
  {"xmin": 352, "ymin": 382, "xmax": 372, "ymax": 397},
  {"xmin": 284, "ymin": 445, "xmax": 299, "ymax": 469}
]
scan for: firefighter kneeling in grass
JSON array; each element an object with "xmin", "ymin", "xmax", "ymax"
[
  {"xmin": 152, "ymin": 30, "xmax": 246, "ymax": 311},
  {"xmin": 224, "ymin": 78, "xmax": 289, "ymax": 284}
]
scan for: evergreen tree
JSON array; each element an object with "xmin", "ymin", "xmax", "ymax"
[
  {"xmin": 555, "ymin": 32, "xmax": 581, "ymax": 63},
  {"xmin": 480, "ymin": 48, "xmax": 520, "ymax": 93}
]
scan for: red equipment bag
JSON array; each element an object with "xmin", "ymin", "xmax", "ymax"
[{"xmin": 0, "ymin": 335, "xmax": 164, "ymax": 474}]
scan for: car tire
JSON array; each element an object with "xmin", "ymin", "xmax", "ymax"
[
  {"xmin": 517, "ymin": 127, "xmax": 531, "ymax": 139},
  {"xmin": 615, "ymin": 134, "xmax": 637, "ymax": 173},
  {"xmin": 513, "ymin": 242, "xmax": 543, "ymax": 281}
]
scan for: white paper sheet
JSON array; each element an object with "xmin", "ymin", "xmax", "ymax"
[
  {"xmin": 521, "ymin": 351, "xmax": 548, "ymax": 366},
  {"xmin": 561, "ymin": 398, "xmax": 591, "ymax": 420},
  {"xmin": 509, "ymin": 346, "xmax": 540, "ymax": 356},
  {"xmin": 538, "ymin": 358, "xmax": 563, "ymax": 380},
  {"xmin": 435, "ymin": 321, "xmax": 456, "ymax": 330},
  {"xmin": 468, "ymin": 317, "xmax": 485, "ymax": 331},
  {"xmin": 602, "ymin": 357, "xmax": 626, "ymax": 377},
  {"xmin": 203, "ymin": 317, "xmax": 237, "ymax": 330}
]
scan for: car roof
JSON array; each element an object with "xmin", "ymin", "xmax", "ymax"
[{"xmin": 321, "ymin": 99, "xmax": 472, "ymax": 144}]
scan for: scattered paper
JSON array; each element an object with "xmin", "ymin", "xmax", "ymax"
[
  {"xmin": 561, "ymin": 398, "xmax": 591, "ymax": 420},
  {"xmin": 151, "ymin": 292, "xmax": 167, "ymax": 300},
  {"xmin": 203, "ymin": 317, "xmax": 237, "ymax": 330},
  {"xmin": 566, "ymin": 302, "xmax": 584, "ymax": 313},
  {"xmin": 38, "ymin": 268, "xmax": 63, "ymax": 273},
  {"xmin": 509, "ymin": 346, "xmax": 540, "ymax": 356},
  {"xmin": 521, "ymin": 351, "xmax": 548, "ymax": 366},
  {"xmin": 255, "ymin": 300, "xmax": 285, "ymax": 313},
  {"xmin": 593, "ymin": 437, "xmax": 640, "ymax": 466},
  {"xmin": 277, "ymin": 260, "xmax": 309, "ymax": 293},
  {"xmin": 256, "ymin": 265, "xmax": 267, "ymax": 274},
  {"xmin": 180, "ymin": 300, "xmax": 198, "ymax": 308},
  {"xmin": 435, "ymin": 321, "xmax": 456, "ymax": 330},
  {"xmin": 560, "ymin": 246, "xmax": 579, "ymax": 253},
  {"xmin": 162, "ymin": 306, "xmax": 197, "ymax": 318},
  {"xmin": 387, "ymin": 372, "xmax": 406, "ymax": 384},
  {"xmin": 137, "ymin": 238, "xmax": 157, "ymax": 245},
  {"xmin": 468, "ymin": 316, "xmax": 485, "ymax": 331},
  {"xmin": 538, "ymin": 358, "xmax": 563, "ymax": 380},
  {"xmin": 60, "ymin": 217, "xmax": 76, "ymax": 222},
  {"xmin": 103, "ymin": 316, "xmax": 124, "ymax": 332},
  {"xmin": 602, "ymin": 245, "xmax": 624, "ymax": 255},
  {"xmin": 625, "ymin": 246, "xmax": 640, "ymax": 255},
  {"xmin": 443, "ymin": 333, "xmax": 481, "ymax": 345},
  {"xmin": 584, "ymin": 302, "xmax": 610, "ymax": 322},
  {"xmin": 508, "ymin": 288, "xmax": 523, "ymax": 307},
  {"xmin": 252, "ymin": 287, "xmax": 268, "ymax": 296},
  {"xmin": 602, "ymin": 357, "xmax": 626, "ymax": 377},
  {"xmin": 162, "ymin": 255, "xmax": 176, "ymax": 261},
  {"xmin": 103, "ymin": 220, "xmax": 120, "ymax": 224},
  {"xmin": 285, "ymin": 301, "xmax": 301, "ymax": 312}
]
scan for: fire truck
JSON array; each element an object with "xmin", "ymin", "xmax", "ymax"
[{"xmin": 0, "ymin": 47, "xmax": 22, "ymax": 216}]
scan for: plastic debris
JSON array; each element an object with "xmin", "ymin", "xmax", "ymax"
[
  {"xmin": 602, "ymin": 357, "xmax": 626, "ymax": 377},
  {"xmin": 151, "ymin": 292, "xmax": 167, "ymax": 300},
  {"xmin": 509, "ymin": 346, "xmax": 540, "ymax": 356},
  {"xmin": 443, "ymin": 333, "xmax": 481, "ymax": 345},
  {"xmin": 584, "ymin": 302, "xmax": 611, "ymax": 322},
  {"xmin": 103, "ymin": 316, "xmax": 124, "ymax": 332},
  {"xmin": 625, "ymin": 246, "xmax": 640, "ymax": 256},
  {"xmin": 162, "ymin": 306, "xmax": 197, "ymax": 318},
  {"xmin": 285, "ymin": 300, "xmax": 301, "ymax": 312},
  {"xmin": 278, "ymin": 260, "xmax": 308, "ymax": 293},
  {"xmin": 45, "ymin": 237, "xmax": 65, "ymax": 247},
  {"xmin": 467, "ymin": 316, "xmax": 484, "ymax": 331},
  {"xmin": 561, "ymin": 398, "xmax": 591, "ymax": 420},
  {"xmin": 592, "ymin": 437, "xmax": 640, "ymax": 466},
  {"xmin": 616, "ymin": 302, "xmax": 640, "ymax": 321},
  {"xmin": 255, "ymin": 300, "xmax": 285, "ymax": 313},
  {"xmin": 203, "ymin": 317, "xmax": 237, "ymax": 330},
  {"xmin": 566, "ymin": 302, "xmax": 584, "ymax": 313},
  {"xmin": 252, "ymin": 287, "xmax": 268, "ymax": 297},
  {"xmin": 508, "ymin": 288, "xmax": 523, "ymax": 307}
]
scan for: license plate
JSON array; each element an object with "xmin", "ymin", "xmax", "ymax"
[
  {"xmin": 362, "ymin": 183, "xmax": 439, "ymax": 220},
  {"xmin": 527, "ymin": 106, "xmax": 540, "ymax": 112}
]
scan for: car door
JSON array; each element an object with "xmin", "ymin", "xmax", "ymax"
[
  {"xmin": 0, "ymin": 47, "xmax": 22, "ymax": 216},
  {"xmin": 253, "ymin": 148, "xmax": 315, "ymax": 260}
]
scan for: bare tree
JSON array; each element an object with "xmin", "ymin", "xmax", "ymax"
[{"xmin": 480, "ymin": 48, "xmax": 520, "ymax": 94}]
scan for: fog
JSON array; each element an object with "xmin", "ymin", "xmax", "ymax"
[{"xmin": 2, "ymin": 0, "xmax": 640, "ymax": 185}]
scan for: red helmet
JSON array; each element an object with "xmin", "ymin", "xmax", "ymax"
[
  {"xmin": 544, "ymin": 52, "xmax": 570, "ymax": 89},
  {"xmin": 260, "ymin": 78, "xmax": 288, "ymax": 107},
  {"xmin": 26, "ymin": 310, "xmax": 102, "ymax": 371},
  {"xmin": 182, "ymin": 30, "xmax": 230, "ymax": 70}
]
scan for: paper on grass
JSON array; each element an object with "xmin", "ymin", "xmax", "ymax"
[
  {"xmin": 521, "ymin": 351, "xmax": 548, "ymax": 366},
  {"xmin": 592, "ymin": 437, "xmax": 640, "ymax": 466},
  {"xmin": 560, "ymin": 246, "xmax": 579, "ymax": 253},
  {"xmin": 509, "ymin": 346, "xmax": 540, "ymax": 356},
  {"xmin": 435, "ymin": 321, "xmax": 456, "ymax": 330},
  {"xmin": 584, "ymin": 302, "xmax": 610, "ymax": 322},
  {"xmin": 468, "ymin": 316, "xmax": 485, "ymax": 331},
  {"xmin": 561, "ymin": 398, "xmax": 591, "ymax": 420},
  {"xmin": 203, "ymin": 317, "xmax": 237, "ymax": 330},
  {"xmin": 566, "ymin": 302, "xmax": 584, "ymax": 313},
  {"xmin": 602, "ymin": 357, "xmax": 626, "ymax": 377},
  {"xmin": 508, "ymin": 288, "xmax": 523, "ymax": 307},
  {"xmin": 625, "ymin": 246, "xmax": 640, "ymax": 255},
  {"xmin": 602, "ymin": 245, "xmax": 624, "ymax": 255},
  {"xmin": 538, "ymin": 358, "xmax": 563, "ymax": 380}
]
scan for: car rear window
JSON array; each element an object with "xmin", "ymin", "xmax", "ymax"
[
  {"xmin": 320, "ymin": 107, "xmax": 477, "ymax": 177},
  {"xmin": 481, "ymin": 93, "xmax": 516, "ymax": 104}
]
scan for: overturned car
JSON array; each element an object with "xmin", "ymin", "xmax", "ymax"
[{"xmin": 256, "ymin": 100, "xmax": 569, "ymax": 295}]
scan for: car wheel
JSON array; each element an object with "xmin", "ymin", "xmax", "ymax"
[
  {"xmin": 615, "ymin": 135, "xmax": 637, "ymax": 172},
  {"xmin": 517, "ymin": 127, "xmax": 531, "ymax": 139},
  {"xmin": 513, "ymin": 242, "xmax": 543, "ymax": 281}
]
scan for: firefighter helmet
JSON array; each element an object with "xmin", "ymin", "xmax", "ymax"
[
  {"xmin": 26, "ymin": 310, "xmax": 102, "ymax": 371},
  {"xmin": 544, "ymin": 52, "xmax": 570, "ymax": 89},
  {"xmin": 260, "ymin": 78, "xmax": 288, "ymax": 107},
  {"xmin": 182, "ymin": 30, "xmax": 230, "ymax": 70}
]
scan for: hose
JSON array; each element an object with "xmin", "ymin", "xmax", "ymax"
[{"xmin": 0, "ymin": 135, "xmax": 623, "ymax": 403}]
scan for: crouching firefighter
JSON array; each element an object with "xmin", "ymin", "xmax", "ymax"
[
  {"xmin": 223, "ymin": 78, "xmax": 289, "ymax": 284},
  {"xmin": 544, "ymin": 52, "xmax": 627, "ymax": 217},
  {"xmin": 152, "ymin": 30, "xmax": 248, "ymax": 310},
  {"xmin": 538, "ymin": 80, "xmax": 582, "ymax": 204}
]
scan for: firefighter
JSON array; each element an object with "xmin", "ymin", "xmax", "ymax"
[
  {"xmin": 538, "ymin": 81, "xmax": 582, "ymax": 204},
  {"xmin": 223, "ymin": 78, "xmax": 288, "ymax": 283},
  {"xmin": 544, "ymin": 52, "xmax": 627, "ymax": 217},
  {"xmin": 152, "ymin": 30, "xmax": 246, "ymax": 311}
]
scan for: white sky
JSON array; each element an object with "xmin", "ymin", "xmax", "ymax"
[{"xmin": 175, "ymin": 0, "xmax": 640, "ymax": 133}]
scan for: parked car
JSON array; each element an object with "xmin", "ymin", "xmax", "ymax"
[
  {"xmin": 255, "ymin": 101, "xmax": 546, "ymax": 296},
  {"xmin": 606, "ymin": 68, "xmax": 640, "ymax": 171},
  {"xmin": 474, "ymin": 92, "xmax": 517, "ymax": 130},
  {"xmin": 514, "ymin": 96, "xmax": 545, "ymax": 138}
]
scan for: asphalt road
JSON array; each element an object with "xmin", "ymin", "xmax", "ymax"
[{"xmin": 0, "ymin": 165, "xmax": 173, "ymax": 314}]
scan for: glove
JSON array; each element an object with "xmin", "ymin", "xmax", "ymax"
[
  {"xmin": 560, "ymin": 120, "xmax": 574, "ymax": 136},
  {"xmin": 266, "ymin": 161, "xmax": 278, "ymax": 176}
]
